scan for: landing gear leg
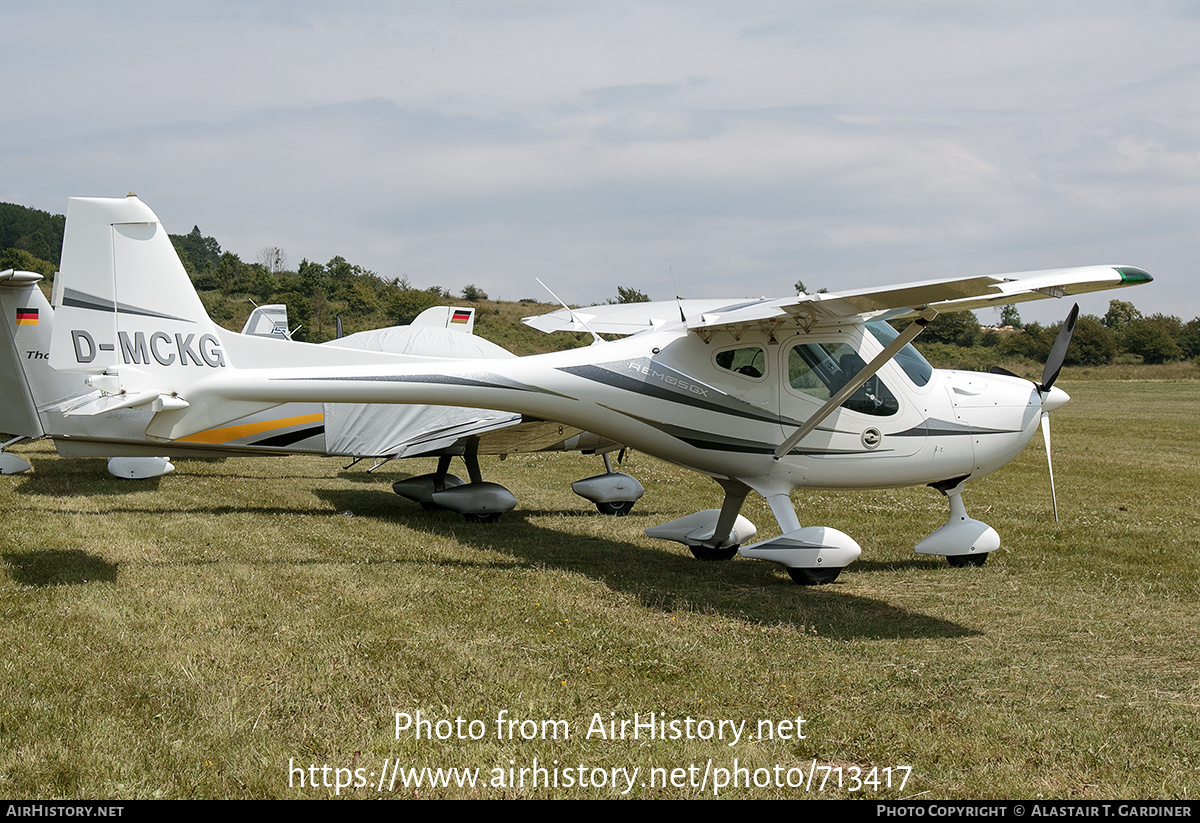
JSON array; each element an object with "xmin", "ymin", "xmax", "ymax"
[
  {"xmin": 422, "ymin": 451, "xmax": 458, "ymax": 508},
  {"xmin": 393, "ymin": 445, "xmax": 517, "ymax": 521},
  {"xmin": 689, "ymin": 479, "xmax": 751, "ymax": 561},
  {"xmin": 462, "ymin": 442, "xmax": 484, "ymax": 485}
]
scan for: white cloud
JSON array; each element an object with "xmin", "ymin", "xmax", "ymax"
[{"xmin": 1, "ymin": 1, "xmax": 1196, "ymax": 321}]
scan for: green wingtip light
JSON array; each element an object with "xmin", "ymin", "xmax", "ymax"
[{"xmin": 1114, "ymin": 266, "xmax": 1153, "ymax": 284}]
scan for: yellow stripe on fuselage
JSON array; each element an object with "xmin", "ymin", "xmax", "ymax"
[{"xmin": 178, "ymin": 412, "xmax": 324, "ymax": 445}]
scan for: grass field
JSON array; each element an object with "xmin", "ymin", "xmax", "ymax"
[{"xmin": 1, "ymin": 379, "xmax": 1197, "ymax": 799}]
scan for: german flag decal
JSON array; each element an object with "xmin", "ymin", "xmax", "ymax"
[
  {"xmin": 451, "ymin": 309, "xmax": 472, "ymax": 324},
  {"xmin": 16, "ymin": 308, "xmax": 38, "ymax": 326}
]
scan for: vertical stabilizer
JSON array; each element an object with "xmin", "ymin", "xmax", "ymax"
[
  {"xmin": 242, "ymin": 304, "xmax": 292, "ymax": 339},
  {"xmin": 411, "ymin": 305, "xmax": 476, "ymax": 333},
  {"xmin": 50, "ymin": 195, "xmax": 218, "ymax": 378}
]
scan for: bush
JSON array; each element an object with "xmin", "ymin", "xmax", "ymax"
[
  {"xmin": 1064, "ymin": 315, "xmax": 1117, "ymax": 366},
  {"xmin": 388, "ymin": 289, "xmax": 440, "ymax": 326},
  {"xmin": 608, "ymin": 286, "xmax": 650, "ymax": 304},
  {"xmin": 1123, "ymin": 315, "xmax": 1184, "ymax": 364}
]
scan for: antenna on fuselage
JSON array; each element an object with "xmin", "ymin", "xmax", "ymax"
[
  {"xmin": 669, "ymin": 265, "xmax": 685, "ymax": 322},
  {"xmin": 536, "ymin": 278, "xmax": 605, "ymax": 345}
]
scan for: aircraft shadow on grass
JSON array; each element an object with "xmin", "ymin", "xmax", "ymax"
[
  {"xmin": 2, "ymin": 549, "xmax": 118, "ymax": 586},
  {"xmin": 9, "ymin": 460, "xmax": 167, "ymax": 496},
  {"xmin": 313, "ymin": 485, "xmax": 981, "ymax": 641}
]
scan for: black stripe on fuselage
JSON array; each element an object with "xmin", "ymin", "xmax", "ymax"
[
  {"xmin": 559, "ymin": 362, "xmax": 793, "ymax": 426},
  {"xmin": 601, "ymin": 406, "xmax": 889, "ymax": 457},
  {"xmin": 889, "ymin": 419, "xmax": 1019, "ymax": 437},
  {"xmin": 249, "ymin": 425, "xmax": 326, "ymax": 448}
]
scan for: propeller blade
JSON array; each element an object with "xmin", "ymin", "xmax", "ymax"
[
  {"xmin": 1041, "ymin": 410, "xmax": 1058, "ymax": 522},
  {"xmin": 1039, "ymin": 303, "xmax": 1080, "ymax": 393}
]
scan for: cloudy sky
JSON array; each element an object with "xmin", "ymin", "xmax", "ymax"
[{"xmin": 3, "ymin": 1, "xmax": 1197, "ymax": 323}]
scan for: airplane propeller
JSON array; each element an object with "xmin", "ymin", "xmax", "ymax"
[
  {"xmin": 1038, "ymin": 303, "xmax": 1079, "ymax": 395},
  {"xmin": 990, "ymin": 303, "xmax": 1078, "ymax": 522},
  {"xmin": 1037, "ymin": 304, "xmax": 1079, "ymax": 522}
]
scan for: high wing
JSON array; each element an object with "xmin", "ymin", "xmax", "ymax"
[
  {"xmin": 522, "ymin": 265, "xmax": 1152, "ymax": 336},
  {"xmin": 521, "ymin": 298, "xmax": 753, "ymax": 336}
]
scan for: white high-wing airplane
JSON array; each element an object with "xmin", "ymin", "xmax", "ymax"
[
  {"xmin": 0, "ymin": 271, "xmax": 643, "ymax": 519},
  {"xmin": 46, "ymin": 195, "xmax": 1152, "ymax": 584}
]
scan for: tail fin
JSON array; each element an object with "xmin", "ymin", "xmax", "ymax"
[
  {"xmin": 47, "ymin": 195, "xmax": 282, "ymax": 435},
  {"xmin": 0, "ymin": 270, "xmax": 94, "ymax": 439},
  {"xmin": 46, "ymin": 195, "xmax": 421, "ymax": 441},
  {"xmin": 50, "ymin": 195, "xmax": 218, "ymax": 378},
  {"xmin": 411, "ymin": 305, "xmax": 476, "ymax": 333},
  {"xmin": 242, "ymin": 304, "xmax": 292, "ymax": 339}
]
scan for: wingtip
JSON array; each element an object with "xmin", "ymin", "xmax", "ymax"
[{"xmin": 1114, "ymin": 266, "xmax": 1153, "ymax": 285}]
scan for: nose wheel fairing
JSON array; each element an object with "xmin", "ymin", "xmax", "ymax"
[{"xmin": 915, "ymin": 481, "xmax": 999, "ymax": 563}]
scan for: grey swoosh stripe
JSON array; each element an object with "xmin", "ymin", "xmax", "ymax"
[{"xmin": 62, "ymin": 288, "xmax": 195, "ymax": 324}]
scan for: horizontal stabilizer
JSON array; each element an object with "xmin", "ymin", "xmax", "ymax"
[
  {"xmin": 64, "ymin": 391, "xmax": 189, "ymax": 417},
  {"xmin": 0, "ymin": 269, "xmax": 44, "ymax": 286}
]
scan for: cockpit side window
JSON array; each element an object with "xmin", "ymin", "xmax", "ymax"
[
  {"xmin": 865, "ymin": 320, "xmax": 933, "ymax": 387},
  {"xmin": 788, "ymin": 341, "xmax": 899, "ymax": 416},
  {"xmin": 714, "ymin": 346, "xmax": 766, "ymax": 380}
]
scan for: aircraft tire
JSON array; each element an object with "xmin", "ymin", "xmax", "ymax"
[
  {"xmin": 787, "ymin": 567, "xmax": 841, "ymax": 585},
  {"xmin": 595, "ymin": 500, "xmax": 635, "ymax": 516},
  {"xmin": 946, "ymin": 553, "xmax": 987, "ymax": 567},
  {"xmin": 689, "ymin": 545, "xmax": 739, "ymax": 562},
  {"xmin": 464, "ymin": 512, "xmax": 502, "ymax": 524}
]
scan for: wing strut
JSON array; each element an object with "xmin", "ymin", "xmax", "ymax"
[
  {"xmin": 772, "ymin": 307, "xmax": 938, "ymax": 460},
  {"xmin": 536, "ymin": 278, "xmax": 605, "ymax": 345}
]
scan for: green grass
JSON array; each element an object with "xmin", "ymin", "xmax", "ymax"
[{"xmin": 1, "ymin": 380, "xmax": 1197, "ymax": 798}]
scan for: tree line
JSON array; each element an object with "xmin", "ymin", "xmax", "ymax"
[
  {"xmin": 892, "ymin": 299, "xmax": 1199, "ymax": 366},
  {"xmin": 2, "ymin": 201, "xmax": 1194, "ymax": 365}
]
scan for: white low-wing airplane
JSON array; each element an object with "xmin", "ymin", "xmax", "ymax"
[
  {"xmin": 46, "ymin": 195, "xmax": 1151, "ymax": 584},
  {"xmin": 0, "ymin": 271, "xmax": 642, "ymax": 519}
]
